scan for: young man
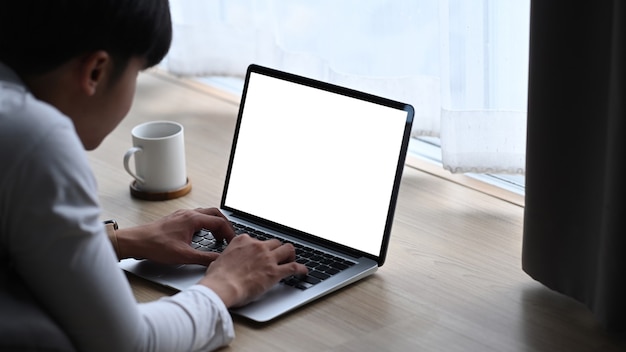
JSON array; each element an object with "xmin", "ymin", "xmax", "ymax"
[{"xmin": 0, "ymin": 1, "xmax": 307, "ymax": 351}]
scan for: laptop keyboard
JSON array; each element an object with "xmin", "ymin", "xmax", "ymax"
[{"xmin": 191, "ymin": 221, "xmax": 356, "ymax": 290}]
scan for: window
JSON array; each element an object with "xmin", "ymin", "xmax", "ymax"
[{"xmin": 164, "ymin": 0, "xmax": 529, "ymax": 194}]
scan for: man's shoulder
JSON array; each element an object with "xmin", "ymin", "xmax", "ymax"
[
  {"xmin": 0, "ymin": 81, "xmax": 87, "ymax": 201},
  {"xmin": 0, "ymin": 77, "xmax": 77, "ymax": 158},
  {"xmin": 1, "ymin": 87, "xmax": 72, "ymax": 138},
  {"xmin": 1, "ymin": 63, "xmax": 73, "ymax": 137}
]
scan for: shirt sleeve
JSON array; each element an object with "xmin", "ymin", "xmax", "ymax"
[
  {"xmin": 2, "ymin": 99, "xmax": 234, "ymax": 351},
  {"xmin": 138, "ymin": 285, "xmax": 235, "ymax": 351}
]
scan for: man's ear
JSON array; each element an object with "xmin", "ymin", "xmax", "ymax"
[{"xmin": 79, "ymin": 51, "xmax": 111, "ymax": 96}]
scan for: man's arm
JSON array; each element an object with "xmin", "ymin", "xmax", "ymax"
[{"xmin": 107, "ymin": 207, "xmax": 235, "ymax": 265}]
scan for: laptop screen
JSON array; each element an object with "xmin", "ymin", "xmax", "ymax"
[{"xmin": 222, "ymin": 65, "xmax": 413, "ymax": 260}]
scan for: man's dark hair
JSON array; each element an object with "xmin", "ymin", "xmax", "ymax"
[{"xmin": 0, "ymin": 0, "xmax": 172, "ymax": 78}]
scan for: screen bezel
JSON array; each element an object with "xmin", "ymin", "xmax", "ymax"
[{"xmin": 220, "ymin": 64, "xmax": 414, "ymax": 266}]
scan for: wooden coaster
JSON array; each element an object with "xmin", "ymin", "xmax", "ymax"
[{"xmin": 130, "ymin": 178, "xmax": 192, "ymax": 201}]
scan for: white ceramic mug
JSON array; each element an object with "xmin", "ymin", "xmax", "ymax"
[{"xmin": 123, "ymin": 121, "xmax": 187, "ymax": 193}]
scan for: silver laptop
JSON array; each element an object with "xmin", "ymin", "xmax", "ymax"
[{"xmin": 120, "ymin": 64, "xmax": 414, "ymax": 322}]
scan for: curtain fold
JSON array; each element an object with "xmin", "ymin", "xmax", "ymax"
[
  {"xmin": 165, "ymin": 0, "xmax": 529, "ymax": 174},
  {"xmin": 522, "ymin": 0, "xmax": 626, "ymax": 332}
]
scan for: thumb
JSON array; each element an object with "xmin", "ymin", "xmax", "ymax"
[
  {"xmin": 191, "ymin": 251, "xmax": 220, "ymax": 266},
  {"xmin": 182, "ymin": 247, "xmax": 221, "ymax": 266}
]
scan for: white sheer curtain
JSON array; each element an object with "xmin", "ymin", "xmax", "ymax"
[{"xmin": 165, "ymin": 0, "xmax": 529, "ymax": 174}]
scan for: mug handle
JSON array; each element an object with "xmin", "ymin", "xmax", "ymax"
[{"xmin": 123, "ymin": 146, "xmax": 145, "ymax": 184}]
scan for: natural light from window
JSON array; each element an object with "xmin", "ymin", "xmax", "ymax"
[{"xmin": 163, "ymin": 0, "xmax": 529, "ymax": 196}]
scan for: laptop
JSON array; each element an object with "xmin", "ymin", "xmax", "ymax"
[{"xmin": 120, "ymin": 64, "xmax": 414, "ymax": 322}]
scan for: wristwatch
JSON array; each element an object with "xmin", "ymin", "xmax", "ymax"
[
  {"xmin": 103, "ymin": 219, "xmax": 118, "ymax": 231},
  {"xmin": 103, "ymin": 219, "xmax": 120, "ymax": 258}
]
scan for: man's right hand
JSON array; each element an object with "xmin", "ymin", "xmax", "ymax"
[{"xmin": 198, "ymin": 234, "xmax": 309, "ymax": 308}]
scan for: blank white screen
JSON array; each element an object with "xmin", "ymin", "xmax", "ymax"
[{"xmin": 224, "ymin": 72, "xmax": 408, "ymax": 256}]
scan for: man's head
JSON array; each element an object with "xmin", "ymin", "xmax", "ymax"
[
  {"xmin": 0, "ymin": 0, "xmax": 173, "ymax": 149},
  {"xmin": 1, "ymin": 0, "xmax": 172, "ymax": 80}
]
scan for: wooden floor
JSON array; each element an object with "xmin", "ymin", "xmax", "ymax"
[{"xmin": 90, "ymin": 71, "xmax": 626, "ymax": 352}]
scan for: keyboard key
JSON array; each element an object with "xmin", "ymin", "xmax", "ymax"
[
  {"xmin": 330, "ymin": 262, "xmax": 349, "ymax": 271},
  {"xmin": 296, "ymin": 282, "xmax": 314, "ymax": 290},
  {"xmin": 325, "ymin": 267, "xmax": 340, "ymax": 275},
  {"xmin": 316, "ymin": 265, "xmax": 332, "ymax": 273},
  {"xmin": 304, "ymin": 275, "xmax": 321, "ymax": 285},
  {"xmin": 310, "ymin": 270, "xmax": 330, "ymax": 280}
]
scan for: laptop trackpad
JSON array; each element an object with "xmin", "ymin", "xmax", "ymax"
[
  {"xmin": 120, "ymin": 259, "xmax": 208, "ymax": 290},
  {"xmin": 121, "ymin": 259, "xmax": 179, "ymax": 278}
]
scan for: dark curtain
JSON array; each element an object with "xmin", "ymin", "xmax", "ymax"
[{"xmin": 523, "ymin": 0, "xmax": 626, "ymax": 332}]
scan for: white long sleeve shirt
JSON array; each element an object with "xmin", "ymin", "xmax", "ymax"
[{"xmin": 0, "ymin": 62, "xmax": 235, "ymax": 351}]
